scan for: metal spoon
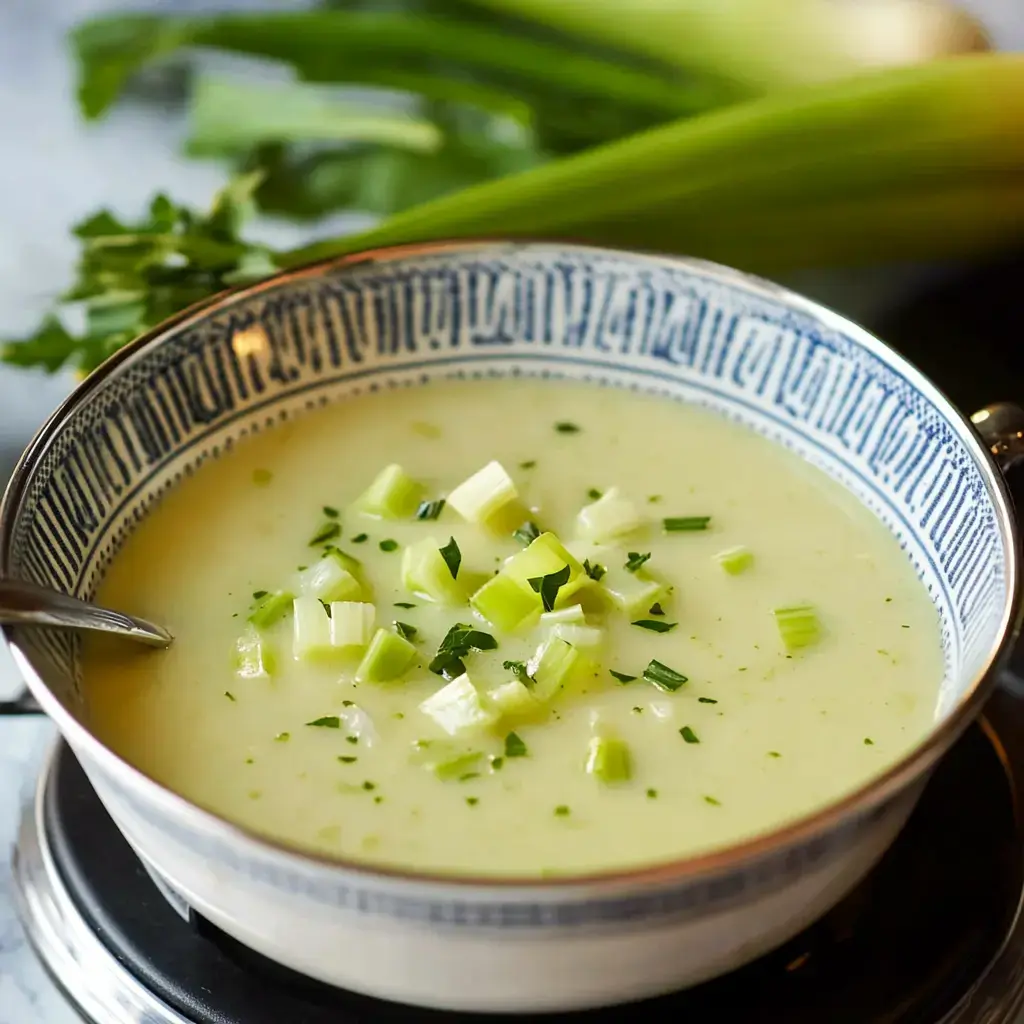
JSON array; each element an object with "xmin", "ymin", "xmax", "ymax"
[{"xmin": 0, "ymin": 579, "xmax": 172, "ymax": 648}]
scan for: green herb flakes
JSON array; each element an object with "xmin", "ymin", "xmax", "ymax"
[
  {"xmin": 439, "ymin": 536, "xmax": 461, "ymax": 579},
  {"xmin": 632, "ymin": 619, "xmax": 677, "ymax": 633},
  {"xmin": 322, "ymin": 506, "xmax": 339, "ymax": 518},
  {"xmin": 307, "ymin": 716, "xmax": 341, "ymax": 728},
  {"xmin": 379, "ymin": 538, "xmax": 399, "ymax": 552},
  {"xmin": 554, "ymin": 805, "xmax": 571, "ymax": 816},
  {"xmin": 393, "ymin": 621, "xmax": 417, "ymax": 640},
  {"xmin": 309, "ymin": 521, "xmax": 341, "ymax": 546},
  {"xmin": 679, "ymin": 726, "xmax": 700, "ymax": 744},
  {"xmin": 352, "ymin": 533, "xmax": 369, "ymax": 544},
  {"xmin": 643, "ymin": 660, "xmax": 688, "ymax": 691},
  {"xmin": 609, "ymin": 670, "xmax": 637, "ymax": 684},
  {"xmin": 624, "ymin": 551, "xmax": 651, "ymax": 572},
  {"xmin": 274, "ymin": 731, "xmax": 290, "ymax": 742},
  {"xmin": 527, "ymin": 563, "xmax": 571, "ymax": 612},
  {"xmin": 583, "ymin": 559, "xmax": 607, "ymax": 581},
  {"xmin": 513, "ymin": 521, "xmax": 542, "ymax": 546},
  {"xmin": 224, "ymin": 691, "xmax": 236, "ymax": 701},
  {"xmin": 504, "ymin": 732, "xmax": 528, "ymax": 758},
  {"xmin": 555, "ymin": 422, "xmax": 580, "ymax": 434},
  {"xmin": 698, "ymin": 697, "xmax": 718, "ymax": 704}
]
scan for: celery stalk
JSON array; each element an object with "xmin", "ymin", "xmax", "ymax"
[
  {"xmin": 355, "ymin": 628, "xmax": 418, "ymax": 682},
  {"xmin": 284, "ymin": 56, "xmax": 1024, "ymax": 275},
  {"xmin": 419, "ymin": 673, "xmax": 499, "ymax": 735}
]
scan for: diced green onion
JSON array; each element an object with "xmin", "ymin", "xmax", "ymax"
[
  {"xmin": 576, "ymin": 486, "xmax": 643, "ymax": 543},
  {"xmin": 504, "ymin": 731, "xmax": 528, "ymax": 757},
  {"xmin": 599, "ymin": 564, "xmax": 663, "ymax": 615},
  {"xmin": 447, "ymin": 460, "xmax": 518, "ymax": 523},
  {"xmin": 529, "ymin": 637, "xmax": 581, "ymax": 701},
  {"xmin": 356, "ymin": 464, "xmax": 423, "ymax": 519},
  {"xmin": 329, "ymin": 601, "xmax": 376, "ymax": 649},
  {"xmin": 439, "ymin": 536, "xmax": 461, "ymax": 579},
  {"xmin": 550, "ymin": 623, "xmax": 603, "ymax": 649},
  {"xmin": 624, "ymin": 551, "xmax": 651, "ymax": 572},
  {"xmin": 643, "ymin": 659, "xmax": 688, "ymax": 691},
  {"xmin": 632, "ymin": 619, "xmax": 677, "ymax": 632},
  {"xmin": 248, "ymin": 590, "xmax": 294, "ymax": 629},
  {"xmin": 309, "ymin": 521, "xmax": 341, "ymax": 546},
  {"xmin": 292, "ymin": 596, "xmax": 333, "ymax": 659},
  {"xmin": 415, "ymin": 498, "xmax": 446, "ymax": 521},
  {"xmin": 774, "ymin": 604, "xmax": 821, "ymax": 651},
  {"xmin": 609, "ymin": 669, "xmax": 636, "ymax": 684},
  {"xmin": 470, "ymin": 573, "xmax": 541, "ymax": 633},
  {"xmin": 487, "ymin": 679, "xmax": 536, "ymax": 716},
  {"xmin": 664, "ymin": 516, "xmax": 711, "ymax": 532},
  {"xmin": 354, "ymin": 628, "xmax": 417, "ymax": 683},
  {"xmin": 233, "ymin": 627, "xmax": 277, "ymax": 678},
  {"xmin": 715, "ymin": 545, "xmax": 754, "ymax": 575},
  {"xmin": 540, "ymin": 604, "xmax": 586, "ymax": 626},
  {"xmin": 379, "ymin": 538, "xmax": 399, "ymax": 552},
  {"xmin": 297, "ymin": 555, "xmax": 361, "ymax": 603},
  {"xmin": 419, "ymin": 673, "xmax": 499, "ymax": 735},
  {"xmin": 585, "ymin": 736, "xmax": 632, "ymax": 783},
  {"xmin": 401, "ymin": 536, "xmax": 466, "ymax": 604}
]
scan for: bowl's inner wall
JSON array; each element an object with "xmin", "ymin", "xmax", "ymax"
[{"xmin": 2, "ymin": 244, "xmax": 1007, "ymax": 722}]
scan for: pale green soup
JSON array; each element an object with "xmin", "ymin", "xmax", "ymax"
[{"xmin": 84, "ymin": 380, "xmax": 943, "ymax": 877}]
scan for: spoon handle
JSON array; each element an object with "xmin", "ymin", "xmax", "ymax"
[{"xmin": 0, "ymin": 579, "xmax": 172, "ymax": 648}]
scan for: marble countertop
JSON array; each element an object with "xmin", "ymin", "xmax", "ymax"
[{"xmin": 0, "ymin": 1, "xmax": 1020, "ymax": 1021}]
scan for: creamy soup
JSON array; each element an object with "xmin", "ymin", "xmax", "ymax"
[{"xmin": 84, "ymin": 380, "xmax": 943, "ymax": 877}]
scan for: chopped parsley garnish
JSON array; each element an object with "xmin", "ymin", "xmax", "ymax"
[
  {"xmin": 555, "ymin": 422, "xmax": 580, "ymax": 434},
  {"xmin": 504, "ymin": 732, "xmax": 528, "ymax": 758},
  {"xmin": 768, "ymin": 751, "xmax": 781, "ymax": 758},
  {"xmin": 520, "ymin": 460, "xmax": 537, "ymax": 469},
  {"xmin": 704, "ymin": 795, "xmax": 721, "ymax": 806},
  {"xmin": 345, "ymin": 735, "xmax": 359, "ymax": 745},
  {"xmin": 864, "ymin": 737, "xmax": 875, "ymax": 746},
  {"xmin": 394, "ymin": 602, "xmax": 416, "ymax": 609},
  {"xmin": 647, "ymin": 494, "xmax": 662, "ymax": 503},
  {"xmin": 352, "ymin": 533, "xmax": 369, "ymax": 544},
  {"xmin": 224, "ymin": 691, "xmax": 236, "ymax": 701},
  {"xmin": 646, "ymin": 788, "xmax": 658, "ymax": 799},
  {"xmin": 503, "ymin": 660, "xmax": 535, "ymax": 686},
  {"xmin": 460, "ymin": 772, "xmax": 480, "ymax": 782},
  {"xmin": 439, "ymin": 536, "xmax": 461, "ymax": 579},
  {"xmin": 306, "ymin": 716, "xmax": 341, "ymax": 728},
  {"xmin": 362, "ymin": 781, "xmax": 376, "ymax": 791},
  {"xmin": 527, "ymin": 563, "xmax": 571, "ymax": 612},
  {"xmin": 624, "ymin": 551, "xmax": 651, "ymax": 572},
  {"xmin": 309, "ymin": 521, "xmax": 341, "ymax": 546},
  {"xmin": 587, "ymin": 487, "xmax": 602, "ymax": 500},
  {"xmin": 648, "ymin": 602, "xmax": 665, "ymax": 616},
  {"xmin": 338, "ymin": 756, "xmax": 357, "ymax": 764},
  {"xmin": 393, "ymin": 621, "xmax": 417, "ymax": 640},
  {"xmin": 252, "ymin": 589, "xmax": 268, "ymax": 600},
  {"xmin": 415, "ymin": 499, "xmax": 446, "ymax": 521},
  {"xmin": 632, "ymin": 619, "xmax": 677, "ymax": 633},
  {"xmin": 379, "ymin": 538, "xmax": 399, "ymax": 552},
  {"xmin": 429, "ymin": 623, "xmax": 498, "ymax": 678},
  {"xmin": 609, "ymin": 670, "xmax": 637, "ymax": 684},
  {"xmin": 513, "ymin": 521, "xmax": 542, "ymax": 546},
  {"xmin": 554, "ymin": 805, "xmax": 571, "ymax": 816},
  {"xmin": 663, "ymin": 516, "xmax": 711, "ymax": 532},
  {"xmin": 466, "ymin": 797, "xmax": 479, "ymax": 806},
  {"xmin": 274, "ymin": 732, "xmax": 290, "ymax": 742},
  {"xmin": 583, "ymin": 559, "xmax": 607, "ymax": 582},
  {"xmin": 698, "ymin": 697, "xmax": 718, "ymax": 704},
  {"xmin": 252, "ymin": 469, "xmax": 273, "ymax": 486},
  {"xmin": 490, "ymin": 757, "xmax": 504, "ymax": 770},
  {"xmin": 679, "ymin": 726, "xmax": 700, "ymax": 744},
  {"xmin": 643, "ymin": 660, "xmax": 688, "ymax": 691},
  {"xmin": 323, "ymin": 506, "xmax": 339, "ymax": 518}
]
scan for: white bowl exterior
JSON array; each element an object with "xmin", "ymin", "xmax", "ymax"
[{"xmin": 2, "ymin": 242, "xmax": 1016, "ymax": 1011}]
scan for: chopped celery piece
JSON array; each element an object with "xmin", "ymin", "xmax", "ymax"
[
  {"xmin": 356, "ymin": 464, "xmax": 422, "ymax": 519},
  {"xmin": 550, "ymin": 624, "xmax": 604, "ymax": 650},
  {"xmin": 248, "ymin": 590, "xmax": 294, "ymax": 629},
  {"xmin": 297, "ymin": 555, "xmax": 362, "ymax": 602},
  {"xmin": 487, "ymin": 679, "xmax": 537, "ymax": 717},
  {"xmin": 329, "ymin": 601, "xmax": 376, "ymax": 649},
  {"xmin": 470, "ymin": 573, "xmax": 540, "ymax": 633},
  {"xmin": 528, "ymin": 637, "xmax": 581, "ymax": 701},
  {"xmin": 715, "ymin": 545, "xmax": 754, "ymax": 575},
  {"xmin": 355, "ymin": 628, "xmax": 417, "ymax": 683},
  {"xmin": 234, "ymin": 627, "xmax": 277, "ymax": 678},
  {"xmin": 540, "ymin": 604, "xmax": 586, "ymax": 626},
  {"xmin": 599, "ymin": 564, "xmax": 664, "ymax": 616},
  {"xmin": 401, "ymin": 536, "xmax": 466, "ymax": 605},
  {"xmin": 419, "ymin": 672, "xmax": 499, "ymax": 735},
  {"xmin": 503, "ymin": 532, "xmax": 583, "ymax": 586},
  {"xmin": 446, "ymin": 460, "xmax": 518, "ymax": 523},
  {"xmin": 410, "ymin": 741, "xmax": 483, "ymax": 781},
  {"xmin": 774, "ymin": 604, "xmax": 821, "ymax": 651},
  {"xmin": 575, "ymin": 486, "xmax": 643, "ymax": 543},
  {"xmin": 585, "ymin": 736, "xmax": 632, "ymax": 784},
  {"xmin": 292, "ymin": 596, "xmax": 333, "ymax": 659}
]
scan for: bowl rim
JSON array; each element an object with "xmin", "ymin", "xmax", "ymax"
[{"xmin": 2, "ymin": 237, "xmax": 1020, "ymax": 894}]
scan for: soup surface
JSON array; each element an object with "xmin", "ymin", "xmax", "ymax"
[{"xmin": 84, "ymin": 380, "xmax": 943, "ymax": 876}]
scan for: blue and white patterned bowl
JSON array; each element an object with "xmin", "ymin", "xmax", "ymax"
[{"xmin": 1, "ymin": 241, "xmax": 1020, "ymax": 1012}]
